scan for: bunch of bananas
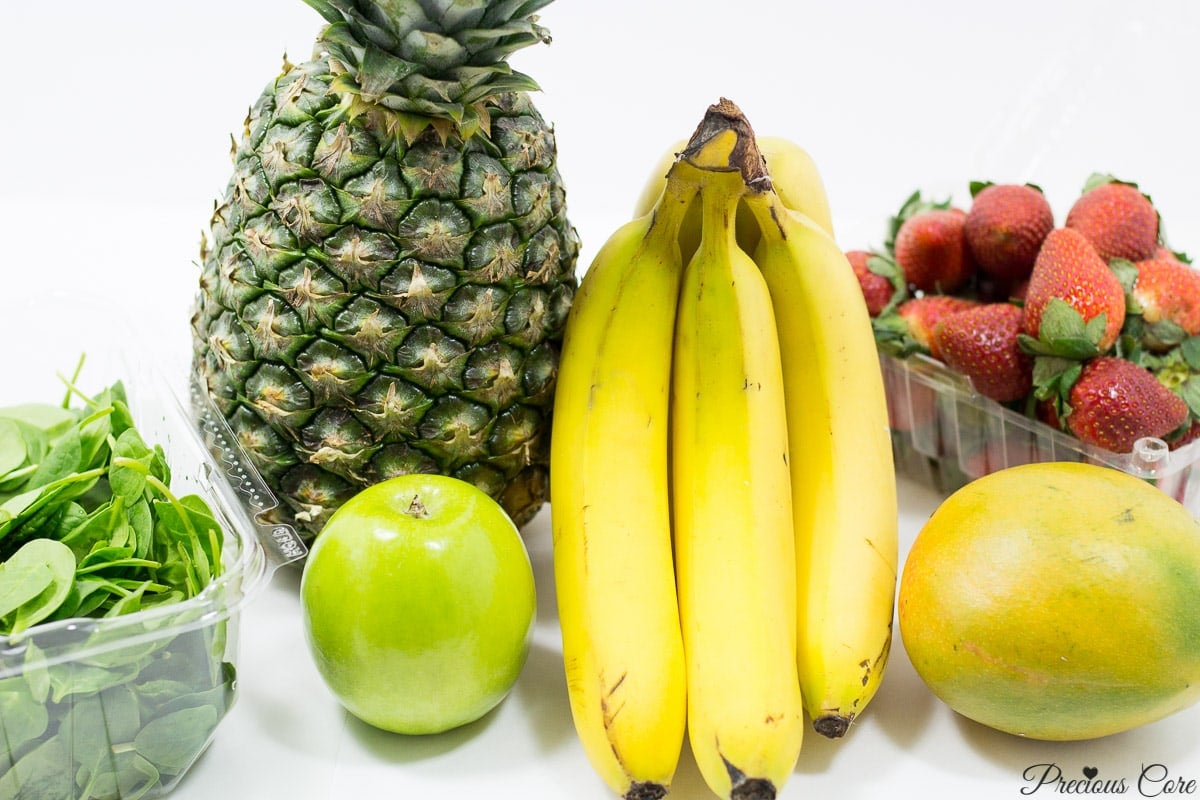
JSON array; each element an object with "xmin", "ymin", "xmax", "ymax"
[{"xmin": 549, "ymin": 99, "xmax": 898, "ymax": 800}]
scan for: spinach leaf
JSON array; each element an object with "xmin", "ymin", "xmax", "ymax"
[
  {"xmin": 0, "ymin": 421, "xmax": 27, "ymax": 480},
  {"xmin": 0, "ymin": 735, "xmax": 73, "ymax": 800},
  {"xmin": 0, "ymin": 368, "xmax": 232, "ymax": 800},
  {"xmin": 2, "ymin": 540, "xmax": 76, "ymax": 635},
  {"xmin": 133, "ymin": 705, "xmax": 219, "ymax": 775}
]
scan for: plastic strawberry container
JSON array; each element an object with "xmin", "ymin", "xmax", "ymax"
[
  {"xmin": 0, "ymin": 296, "xmax": 306, "ymax": 799},
  {"xmin": 881, "ymin": 350, "xmax": 1200, "ymax": 514}
]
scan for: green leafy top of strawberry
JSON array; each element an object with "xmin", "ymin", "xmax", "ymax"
[
  {"xmin": 1022, "ymin": 227, "xmax": 1126, "ymax": 353},
  {"xmin": 884, "ymin": 190, "xmax": 952, "ymax": 255},
  {"xmin": 969, "ymin": 179, "xmax": 1044, "ymax": 198},
  {"xmin": 1019, "ymin": 298, "xmax": 1108, "ymax": 360}
]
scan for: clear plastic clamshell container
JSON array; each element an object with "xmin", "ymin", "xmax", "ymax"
[
  {"xmin": 0, "ymin": 296, "xmax": 306, "ymax": 798},
  {"xmin": 881, "ymin": 351, "xmax": 1200, "ymax": 515}
]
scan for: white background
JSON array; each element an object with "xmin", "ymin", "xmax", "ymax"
[{"xmin": 3, "ymin": 1, "xmax": 1200, "ymax": 798}]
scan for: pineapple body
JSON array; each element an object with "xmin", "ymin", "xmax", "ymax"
[{"xmin": 192, "ymin": 55, "xmax": 579, "ymax": 539}]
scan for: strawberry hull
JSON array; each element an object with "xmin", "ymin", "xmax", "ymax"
[{"xmin": 881, "ymin": 352, "xmax": 1200, "ymax": 514}]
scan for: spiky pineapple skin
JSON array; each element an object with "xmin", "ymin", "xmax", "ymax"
[{"xmin": 192, "ymin": 56, "xmax": 579, "ymax": 539}]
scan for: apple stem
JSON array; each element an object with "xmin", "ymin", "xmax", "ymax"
[{"xmin": 406, "ymin": 496, "xmax": 430, "ymax": 519}]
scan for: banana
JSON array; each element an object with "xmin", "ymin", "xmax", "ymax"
[
  {"xmin": 744, "ymin": 174, "xmax": 899, "ymax": 740},
  {"xmin": 671, "ymin": 142, "xmax": 804, "ymax": 800},
  {"xmin": 633, "ymin": 134, "xmax": 836, "ymax": 256},
  {"xmin": 549, "ymin": 162, "xmax": 695, "ymax": 799}
]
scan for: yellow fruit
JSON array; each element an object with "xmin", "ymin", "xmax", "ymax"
[{"xmin": 898, "ymin": 462, "xmax": 1200, "ymax": 740}]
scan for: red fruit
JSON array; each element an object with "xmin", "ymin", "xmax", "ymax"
[
  {"xmin": 845, "ymin": 250, "xmax": 895, "ymax": 317},
  {"xmin": 1170, "ymin": 420, "xmax": 1200, "ymax": 451},
  {"xmin": 1022, "ymin": 228, "xmax": 1126, "ymax": 351},
  {"xmin": 964, "ymin": 184, "xmax": 1054, "ymax": 282},
  {"xmin": 1133, "ymin": 257, "xmax": 1200, "ymax": 338},
  {"xmin": 932, "ymin": 303, "xmax": 1032, "ymax": 403},
  {"xmin": 1065, "ymin": 357, "xmax": 1188, "ymax": 453},
  {"xmin": 896, "ymin": 295, "xmax": 979, "ymax": 360},
  {"xmin": 1065, "ymin": 181, "xmax": 1159, "ymax": 262},
  {"xmin": 1155, "ymin": 247, "xmax": 1183, "ymax": 263},
  {"xmin": 893, "ymin": 208, "xmax": 975, "ymax": 293}
]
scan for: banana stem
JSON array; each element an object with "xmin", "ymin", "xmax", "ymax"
[{"xmin": 681, "ymin": 98, "xmax": 769, "ymax": 190}]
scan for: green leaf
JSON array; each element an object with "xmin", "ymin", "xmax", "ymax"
[
  {"xmin": 60, "ymin": 498, "xmax": 125, "ymax": 560},
  {"xmin": 1144, "ymin": 318, "xmax": 1189, "ymax": 350},
  {"xmin": 968, "ymin": 180, "xmax": 993, "ymax": 198},
  {"xmin": 0, "ymin": 735, "xmax": 73, "ymax": 800},
  {"xmin": 1082, "ymin": 172, "xmax": 1121, "ymax": 193},
  {"xmin": 3, "ymin": 539, "xmax": 77, "ymax": 635},
  {"xmin": 1032, "ymin": 355, "xmax": 1076, "ymax": 392},
  {"xmin": 128, "ymin": 499, "xmax": 153, "ymax": 561},
  {"xmin": 0, "ymin": 404, "xmax": 76, "ymax": 439},
  {"xmin": 77, "ymin": 407, "xmax": 115, "ymax": 473},
  {"xmin": 48, "ymin": 658, "xmax": 143, "ymax": 704},
  {"xmin": 0, "ymin": 566, "xmax": 54, "ymax": 625},
  {"xmin": 1178, "ymin": 377, "xmax": 1200, "ymax": 419},
  {"xmin": 76, "ymin": 545, "xmax": 135, "ymax": 572},
  {"xmin": 25, "ymin": 426, "xmax": 81, "ymax": 490},
  {"xmin": 1030, "ymin": 299, "xmax": 1103, "ymax": 360},
  {"xmin": 884, "ymin": 190, "xmax": 952, "ymax": 253},
  {"xmin": 134, "ymin": 705, "xmax": 220, "ymax": 776},
  {"xmin": 0, "ymin": 420, "xmax": 28, "ymax": 480},
  {"xmin": 0, "ymin": 687, "xmax": 49, "ymax": 755},
  {"xmin": 1180, "ymin": 337, "xmax": 1200, "ymax": 371},
  {"xmin": 1040, "ymin": 298, "xmax": 1088, "ymax": 341},
  {"xmin": 1048, "ymin": 337, "xmax": 1100, "ymax": 360},
  {"xmin": 1084, "ymin": 312, "xmax": 1110, "ymax": 345},
  {"xmin": 1109, "ymin": 258, "xmax": 1140, "ymax": 297},
  {"xmin": 103, "ymin": 582, "xmax": 150, "ymax": 618}
]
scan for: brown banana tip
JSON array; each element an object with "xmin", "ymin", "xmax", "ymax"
[
  {"xmin": 680, "ymin": 97, "xmax": 771, "ymax": 192},
  {"xmin": 730, "ymin": 778, "xmax": 777, "ymax": 800},
  {"xmin": 624, "ymin": 781, "xmax": 669, "ymax": 800},
  {"xmin": 813, "ymin": 713, "xmax": 851, "ymax": 739}
]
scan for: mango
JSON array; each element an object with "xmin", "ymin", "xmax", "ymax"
[{"xmin": 898, "ymin": 461, "xmax": 1200, "ymax": 740}]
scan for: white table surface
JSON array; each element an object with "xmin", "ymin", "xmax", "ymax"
[{"xmin": 4, "ymin": 1, "xmax": 1200, "ymax": 798}]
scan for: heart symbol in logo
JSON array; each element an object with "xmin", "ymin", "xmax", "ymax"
[{"xmin": 1083, "ymin": 767, "xmax": 1099, "ymax": 780}]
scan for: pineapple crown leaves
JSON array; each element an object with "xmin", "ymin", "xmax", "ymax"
[{"xmin": 302, "ymin": 0, "xmax": 554, "ymax": 140}]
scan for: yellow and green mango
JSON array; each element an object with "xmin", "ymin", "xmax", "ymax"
[{"xmin": 899, "ymin": 461, "xmax": 1200, "ymax": 740}]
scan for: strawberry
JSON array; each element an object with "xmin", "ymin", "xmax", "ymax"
[
  {"xmin": 845, "ymin": 250, "xmax": 901, "ymax": 316},
  {"xmin": 895, "ymin": 295, "xmax": 979, "ymax": 359},
  {"xmin": 1132, "ymin": 257, "xmax": 1200, "ymax": 345},
  {"xmin": 1170, "ymin": 420, "xmax": 1200, "ymax": 451},
  {"xmin": 1155, "ymin": 246, "xmax": 1184, "ymax": 263},
  {"xmin": 1061, "ymin": 357, "xmax": 1188, "ymax": 453},
  {"xmin": 1064, "ymin": 177, "xmax": 1159, "ymax": 263},
  {"xmin": 964, "ymin": 183, "xmax": 1054, "ymax": 282},
  {"xmin": 893, "ymin": 208, "xmax": 975, "ymax": 293},
  {"xmin": 932, "ymin": 303, "xmax": 1032, "ymax": 403},
  {"xmin": 1022, "ymin": 228, "xmax": 1126, "ymax": 353}
]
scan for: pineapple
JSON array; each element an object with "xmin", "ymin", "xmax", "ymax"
[{"xmin": 191, "ymin": 0, "xmax": 579, "ymax": 540}]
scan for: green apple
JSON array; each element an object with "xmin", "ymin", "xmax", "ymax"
[{"xmin": 300, "ymin": 473, "xmax": 536, "ymax": 735}]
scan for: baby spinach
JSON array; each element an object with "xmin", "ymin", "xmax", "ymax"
[{"xmin": 0, "ymin": 368, "xmax": 236, "ymax": 799}]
